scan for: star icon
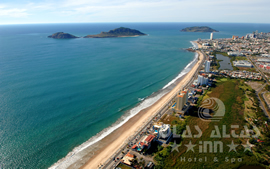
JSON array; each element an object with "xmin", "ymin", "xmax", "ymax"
[
  {"xmin": 170, "ymin": 140, "xmax": 180, "ymax": 152},
  {"xmin": 242, "ymin": 140, "xmax": 252, "ymax": 152},
  {"xmin": 227, "ymin": 140, "xmax": 238, "ymax": 152},
  {"xmin": 184, "ymin": 140, "xmax": 196, "ymax": 153}
]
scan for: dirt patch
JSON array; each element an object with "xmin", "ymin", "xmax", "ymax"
[
  {"xmin": 244, "ymin": 98, "xmax": 256, "ymax": 117},
  {"xmin": 263, "ymin": 92, "xmax": 270, "ymax": 107},
  {"xmin": 246, "ymin": 81, "xmax": 263, "ymax": 91},
  {"xmin": 236, "ymin": 96, "xmax": 243, "ymax": 104},
  {"xmin": 266, "ymin": 92, "xmax": 270, "ymax": 103}
]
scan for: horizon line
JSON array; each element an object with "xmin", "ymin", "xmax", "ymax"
[{"xmin": 1, "ymin": 21, "xmax": 270, "ymax": 26}]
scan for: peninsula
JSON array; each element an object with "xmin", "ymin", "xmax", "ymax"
[
  {"xmin": 181, "ymin": 26, "xmax": 218, "ymax": 32},
  {"xmin": 48, "ymin": 32, "xmax": 79, "ymax": 39},
  {"xmin": 84, "ymin": 27, "xmax": 146, "ymax": 38}
]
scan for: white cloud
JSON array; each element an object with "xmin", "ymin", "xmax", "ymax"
[
  {"xmin": 26, "ymin": 2, "xmax": 54, "ymax": 10},
  {"xmin": 0, "ymin": 0, "xmax": 270, "ymax": 23},
  {"xmin": 0, "ymin": 8, "xmax": 29, "ymax": 17}
]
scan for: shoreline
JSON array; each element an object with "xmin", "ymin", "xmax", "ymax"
[
  {"xmin": 80, "ymin": 49, "xmax": 204, "ymax": 169},
  {"xmin": 49, "ymin": 42, "xmax": 201, "ymax": 169}
]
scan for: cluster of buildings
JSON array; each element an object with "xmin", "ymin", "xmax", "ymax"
[
  {"xmin": 255, "ymin": 58, "xmax": 270, "ymax": 71},
  {"xmin": 173, "ymin": 71, "xmax": 212, "ymax": 113},
  {"xmin": 197, "ymin": 31, "xmax": 270, "ymax": 56},
  {"xmin": 130, "ymin": 121, "xmax": 173, "ymax": 153},
  {"xmin": 132, "ymin": 134, "xmax": 156, "ymax": 152},
  {"xmin": 118, "ymin": 122, "xmax": 172, "ymax": 168},
  {"xmin": 233, "ymin": 60, "xmax": 253, "ymax": 68},
  {"xmin": 219, "ymin": 70, "xmax": 262, "ymax": 80},
  {"xmin": 119, "ymin": 122, "xmax": 172, "ymax": 168}
]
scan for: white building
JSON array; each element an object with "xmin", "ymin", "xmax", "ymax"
[
  {"xmin": 203, "ymin": 77, "xmax": 209, "ymax": 85},
  {"xmin": 198, "ymin": 75, "xmax": 204, "ymax": 85},
  {"xmin": 210, "ymin": 33, "xmax": 213, "ymax": 40},
  {"xmin": 233, "ymin": 60, "xmax": 253, "ymax": 68},
  {"xmin": 261, "ymin": 54, "xmax": 270, "ymax": 57},
  {"xmin": 198, "ymin": 75, "xmax": 209, "ymax": 85},
  {"xmin": 257, "ymin": 58, "xmax": 270, "ymax": 62},
  {"xmin": 202, "ymin": 43, "xmax": 210, "ymax": 46},
  {"xmin": 153, "ymin": 122, "xmax": 172, "ymax": 139},
  {"xmin": 159, "ymin": 125, "xmax": 171, "ymax": 139},
  {"xmin": 205, "ymin": 61, "xmax": 211, "ymax": 72},
  {"xmin": 227, "ymin": 51, "xmax": 244, "ymax": 56}
]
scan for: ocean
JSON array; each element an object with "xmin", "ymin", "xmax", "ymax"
[{"xmin": 0, "ymin": 23, "xmax": 270, "ymax": 169}]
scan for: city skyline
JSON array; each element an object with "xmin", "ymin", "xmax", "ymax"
[{"xmin": 0, "ymin": 0, "xmax": 270, "ymax": 24}]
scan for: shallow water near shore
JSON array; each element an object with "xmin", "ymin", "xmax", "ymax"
[{"xmin": 0, "ymin": 23, "xmax": 270, "ymax": 168}]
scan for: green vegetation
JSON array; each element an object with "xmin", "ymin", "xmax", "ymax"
[
  {"xmin": 48, "ymin": 32, "xmax": 78, "ymax": 39},
  {"xmin": 172, "ymin": 119, "xmax": 188, "ymax": 135},
  {"xmin": 234, "ymin": 56, "xmax": 248, "ymax": 61},
  {"xmin": 220, "ymin": 78, "xmax": 228, "ymax": 81},
  {"xmin": 216, "ymin": 59, "xmax": 222, "ymax": 69},
  {"xmin": 266, "ymin": 85, "xmax": 270, "ymax": 91},
  {"xmin": 117, "ymin": 163, "xmax": 132, "ymax": 169},
  {"xmin": 153, "ymin": 115, "xmax": 188, "ymax": 167},
  {"xmin": 213, "ymin": 51, "xmax": 230, "ymax": 57},
  {"xmin": 153, "ymin": 78, "xmax": 270, "ymax": 169},
  {"xmin": 180, "ymin": 26, "xmax": 218, "ymax": 32},
  {"xmin": 196, "ymin": 90, "xmax": 208, "ymax": 105},
  {"xmin": 84, "ymin": 27, "xmax": 146, "ymax": 38},
  {"xmin": 210, "ymin": 53, "xmax": 220, "ymax": 70}
]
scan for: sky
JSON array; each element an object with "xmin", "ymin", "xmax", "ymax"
[{"xmin": 0, "ymin": 0, "xmax": 269, "ymax": 24}]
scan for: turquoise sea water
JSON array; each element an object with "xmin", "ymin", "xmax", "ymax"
[{"xmin": 0, "ymin": 23, "xmax": 270, "ymax": 168}]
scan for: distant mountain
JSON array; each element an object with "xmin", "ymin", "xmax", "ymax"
[
  {"xmin": 84, "ymin": 27, "xmax": 146, "ymax": 38},
  {"xmin": 180, "ymin": 26, "xmax": 218, "ymax": 32},
  {"xmin": 48, "ymin": 32, "xmax": 79, "ymax": 39}
]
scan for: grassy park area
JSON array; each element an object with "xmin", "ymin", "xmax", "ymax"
[{"xmin": 153, "ymin": 78, "xmax": 270, "ymax": 169}]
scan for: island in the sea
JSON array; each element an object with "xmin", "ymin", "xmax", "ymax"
[
  {"xmin": 84, "ymin": 27, "xmax": 146, "ymax": 38},
  {"xmin": 48, "ymin": 32, "xmax": 79, "ymax": 39},
  {"xmin": 180, "ymin": 26, "xmax": 218, "ymax": 32}
]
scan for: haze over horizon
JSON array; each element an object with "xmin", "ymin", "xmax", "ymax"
[{"xmin": 0, "ymin": 0, "xmax": 269, "ymax": 25}]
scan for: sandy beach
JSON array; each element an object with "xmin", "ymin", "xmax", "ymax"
[{"xmin": 81, "ymin": 50, "xmax": 205, "ymax": 169}]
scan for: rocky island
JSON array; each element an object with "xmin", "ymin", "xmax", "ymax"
[
  {"xmin": 180, "ymin": 26, "xmax": 218, "ymax": 32},
  {"xmin": 84, "ymin": 27, "xmax": 146, "ymax": 38},
  {"xmin": 48, "ymin": 32, "xmax": 79, "ymax": 39}
]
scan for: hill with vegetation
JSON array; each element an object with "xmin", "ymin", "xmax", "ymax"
[
  {"xmin": 84, "ymin": 27, "xmax": 146, "ymax": 38},
  {"xmin": 48, "ymin": 32, "xmax": 79, "ymax": 39},
  {"xmin": 181, "ymin": 26, "xmax": 218, "ymax": 32}
]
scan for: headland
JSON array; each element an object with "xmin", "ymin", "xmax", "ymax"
[
  {"xmin": 84, "ymin": 27, "xmax": 146, "ymax": 38},
  {"xmin": 181, "ymin": 26, "xmax": 218, "ymax": 32},
  {"xmin": 48, "ymin": 32, "xmax": 79, "ymax": 39}
]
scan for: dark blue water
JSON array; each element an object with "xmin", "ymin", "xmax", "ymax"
[{"xmin": 0, "ymin": 23, "xmax": 270, "ymax": 169}]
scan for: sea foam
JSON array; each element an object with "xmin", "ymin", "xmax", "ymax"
[
  {"xmin": 162, "ymin": 42, "xmax": 198, "ymax": 89},
  {"xmin": 49, "ymin": 90, "xmax": 168, "ymax": 169}
]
